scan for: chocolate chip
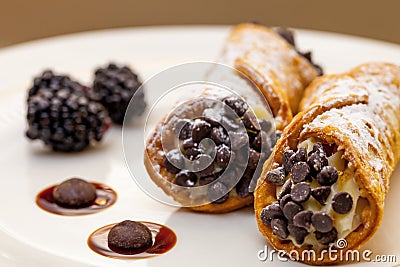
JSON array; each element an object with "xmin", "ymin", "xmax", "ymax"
[
  {"xmin": 309, "ymin": 142, "xmax": 325, "ymax": 156},
  {"xmin": 164, "ymin": 149, "xmax": 184, "ymax": 174},
  {"xmin": 185, "ymin": 147, "xmax": 203, "ymax": 160},
  {"xmin": 193, "ymin": 154, "xmax": 215, "ymax": 177},
  {"xmin": 315, "ymin": 228, "xmax": 338, "ymax": 245},
  {"xmin": 293, "ymin": 147, "xmax": 307, "ymax": 162},
  {"xmin": 199, "ymin": 175, "xmax": 216, "ymax": 186},
  {"xmin": 202, "ymin": 108, "xmax": 222, "ymax": 127},
  {"xmin": 291, "ymin": 162, "xmax": 310, "ymax": 183},
  {"xmin": 252, "ymin": 131, "xmax": 269, "ymax": 152},
  {"xmin": 266, "ymin": 167, "xmax": 285, "ymax": 186},
  {"xmin": 174, "ymin": 119, "xmax": 192, "ymax": 140},
  {"xmin": 317, "ymin": 166, "xmax": 338, "ymax": 186},
  {"xmin": 108, "ymin": 220, "xmax": 153, "ymax": 251},
  {"xmin": 307, "ymin": 151, "xmax": 328, "ymax": 173},
  {"xmin": 53, "ymin": 178, "xmax": 97, "ymax": 208},
  {"xmin": 290, "ymin": 182, "xmax": 311, "ymax": 203},
  {"xmin": 229, "ymin": 131, "xmax": 249, "ymax": 150},
  {"xmin": 210, "ymin": 127, "xmax": 228, "ymax": 145},
  {"xmin": 332, "ymin": 192, "xmax": 353, "ymax": 214},
  {"xmin": 182, "ymin": 138, "xmax": 196, "ymax": 150},
  {"xmin": 282, "ymin": 150, "xmax": 295, "ymax": 173},
  {"xmin": 283, "ymin": 201, "xmax": 303, "ymax": 222},
  {"xmin": 279, "ymin": 194, "xmax": 292, "ymax": 210},
  {"xmin": 243, "ymin": 110, "xmax": 261, "ymax": 131},
  {"xmin": 191, "ymin": 119, "xmax": 211, "ymax": 143},
  {"xmin": 288, "ymin": 224, "xmax": 308, "ymax": 244},
  {"xmin": 236, "ymin": 174, "xmax": 252, "ymax": 198},
  {"xmin": 278, "ymin": 179, "xmax": 292, "ymax": 199},
  {"xmin": 223, "ymin": 96, "xmax": 248, "ymax": 117},
  {"xmin": 259, "ymin": 119, "xmax": 272, "ymax": 133},
  {"xmin": 271, "ymin": 218, "xmax": 289, "ymax": 239},
  {"xmin": 175, "ymin": 170, "xmax": 197, "ymax": 187},
  {"xmin": 215, "ymin": 144, "xmax": 231, "ymax": 169},
  {"xmin": 311, "ymin": 212, "xmax": 333, "ymax": 233},
  {"xmin": 221, "ymin": 116, "xmax": 240, "ymax": 131},
  {"xmin": 208, "ymin": 181, "xmax": 229, "ymax": 204},
  {"xmin": 247, "ymin": 149, "xmax": 261, "ymax": 171},
  {"xmin": 260, "ymin": 202, "xmax": 284, "ymax": 226},
  {"xmin": 293, "ymin": 210, "xmax": 313, "ymax": 230},
  {"xmin": 275, "ymin": 27, "xmax": 295, "ymax": 47},
  {"xmin": 311, "ymin": 186, "xmax": 331, "ymax": 205}
]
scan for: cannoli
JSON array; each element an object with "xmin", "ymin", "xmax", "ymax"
[
  {"xmin": 255, "ymin": 62, "xmax": 400, "ymax": 264},
  {"xmin": 144, "ymin": 23, "xmax": 319, "ymax": 213}
]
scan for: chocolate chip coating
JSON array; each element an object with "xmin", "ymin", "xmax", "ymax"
[
  {"xmin": 315, "ymin": 228, "xmax": 338, "ymax": 245},
  {"xmin": 258, "ymin": 119, "xmax": 272, "ymax": 133},
  {"xmin": 174, "ymin": 119, "xmax": 192, "ymax": 140},
  {"xmin": 293, "ymin": 210, "xmax": 313, "ymax": 230},
  {"xmin": 175, "ymin": 170, "xmax": 197, "ymax": 187},
  {"xmin": 252, "ymin": 131, "xmax": 269, "ymax": 152},
  {"xmin": 210, "ymin": 127, "xmax": 228, "ymax": 145},
  {"xmin": 291, "ymin": 182, "xmax": 311, "ymax": 203},
  {"xmin": 283, "ymin": 201, "xmax": 303, "ymax": 222},
  {"xmin": 108, "ymin": 220, "xmax": 153, "ymax": 251},
  {"xmin": 53, "ymin": 178, "xmax": 97, "ymax": 208},
  {"xmin": 293, "ymin": 147, "xmax": 307, "ymax": 163},
  {"xmin": 229, "ymin": 131, "xmax": 249, "ymax": 150},
  {"xmin": 193, "ymin": 154, "xmax": 215, "ymax": 177},
  {"xmin": 215, "ymin": 144, "xmax": 231, "ymax": 169},
  {"xmin": 311, "ymin": 186, "xmax": 331, "ymax": 205},
  {"xmin": 235, "ymin": 174, "xmax": 252, "ymax": 198},
  {"xmin": 191, "ymin": 119, "xmax": 211, "ymax": 143},
  {"xmin": 317, "ymin": 165, "xmax": 338, "ymax": 186},
  {"xmin": 291, "ymin": 162, "xmax": 310, "ymax": 183},
  {"xmin": 208, "ymin": 181, "xmax": 229, "ymax": 204},
  {"xmin": 271, "ymin": 218, "xmax": 289, "ymax": 239},
  {"xmin": 288, "ymin": 224, "xmax": 308, "ymax": 245},
  {"xmin": 266, "ymin": 167, "xmax": 285, "ymax": 186},
  {"xmin": 279, "ymin": 194, "xmax": 292, "ymax": 210},
  {"xmin": 261, "ymin": 202, "xmax": 284, "ymax": 226},
  {"xmin": 311, "ymin": 212, "xmax": 333, "ymax": 233},
  {"xmin": 332, "ymin": 192, "xmax": 353, "ymax": 214}
]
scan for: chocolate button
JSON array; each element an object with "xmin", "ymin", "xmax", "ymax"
[
  {"xmin": 332, "ymin": 192, "xmax": 353, "ymax": 214},
  {"xmin": 293, "ymin": 210, "xmax": 313, "ymax": 230},
  {"xmin": 307, "ymin": 151, "xmax": 328, "ymax": 173},
  {"xmin": 108, "ymin": 220, "xmax": 153, "ymax": 251},
  {"xmin": 260, "ymin": 202, "xmax": 284, "ymax": 226},
  {"xmin": 164, "ymin": 149, "xmax": 184, "ymax": 174},
  {"xmin": 271, "ymin": 218, "xmax": 289, "ymax": 239},
  {"xmin": 53, "ymin": 178, "xmax": 97, "ymax": 208},
  {"xmin": 282, "ymin": 150, "xmax": 295, "ymax": 173},
  {"xmin": 315, "ymin": 227, "xmax": 338, "ymax": 245},
  {"xmin": 311, "ymin": 212, "xmax": 333, "ymax": 233},
  {"xmin": 175, "ymin": 170, "xmax": 197, "ymax": 187},
  {"xmin": 291, "ymin": 162, "xmax": 310, "ymax": 183},
  {"xmin": 191, "ymin": 119, "xmax": 211, "ymax": 143},
  {"xmin": 283, "ymin": 201, "xmax": 303, "ymax": 222},
  {"xmin": 291, "ymin": 182, "xmax": 311, "ymax": 203},
  {"xmin": 317, "ymin": 166, "xmax": 338, "ymax": 186},
  {"xmin": 288, "ymin": 224, "xmax": 308, "ymax": 245},
  {"xmin": 278, "ymin": 179, "xmax": 292, "ymax": 199},
  {"xmin": 311, "ymin": 186, "xmax": 331, "ymax": 205},
  {"xmin": 243, "ymin": 110, "xmax": 261, "ymax": 131},
  {"xmin": 266, "ymin": 167, "xmax": 285, "ymax": 186}
]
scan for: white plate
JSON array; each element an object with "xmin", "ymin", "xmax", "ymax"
[{"xmin": 1, "ymin": 26, "xmax": 400, "ymax": 267}]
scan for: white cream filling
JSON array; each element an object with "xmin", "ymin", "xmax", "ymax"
[{"xmin": 276, "ymin": 138, "xmax": 362, "ymax": 249}]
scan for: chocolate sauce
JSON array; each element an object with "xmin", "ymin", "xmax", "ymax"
[
  {"xmin": 36, "ymin": 182, "xmax": 117, "ymax": 216},
  {"xmin": 88, "ymin": 222, "xmax": 177, "ymax": 259}
]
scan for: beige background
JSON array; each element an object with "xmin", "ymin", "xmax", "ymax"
[{"xmin": 1, "ymin": 0, "xmax": 400, "ymax": 48}]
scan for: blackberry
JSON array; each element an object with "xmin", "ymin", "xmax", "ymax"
[
  {"xmin": 93, "ymin": 63, "xmax": 146, "ymax": 124},
  {"xmin": 26, "ymin": 70, "xmax": 111, "ymax": 152}
]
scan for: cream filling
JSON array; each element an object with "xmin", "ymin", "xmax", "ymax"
[{"xmin": 276, "ymin": 138, "xmax": 362, "ymax": 249}]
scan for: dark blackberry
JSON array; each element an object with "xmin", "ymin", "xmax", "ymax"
[
  {"xmin": 26, "ymin": 70, "xmax": 111, "ymax": 152},
  {"xmin": 93, "ymin": 63, "xmax": 146, "ymax": 124}
]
